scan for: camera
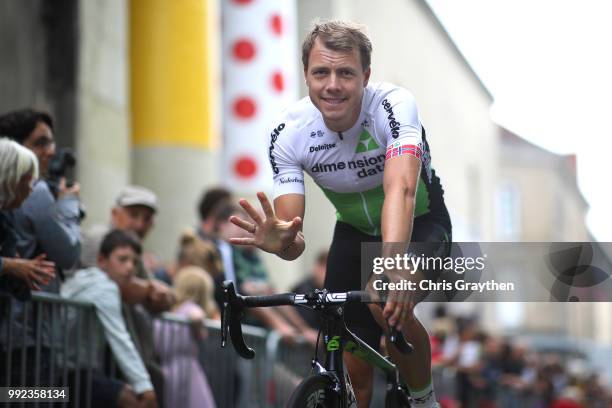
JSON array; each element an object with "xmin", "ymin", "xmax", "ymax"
[
  {"xmin": 46, "ymin": 147, "xmax": 86, "ymax": 220},
  {"xmin": 48, "ymin": 148, "xmax": 77, "ymax": 185}
]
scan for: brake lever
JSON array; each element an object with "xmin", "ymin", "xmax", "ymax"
[
  {"xmin": 222, "ymin": 281, "xmax": 256, "ymax": 359},
  {"xmin": 389, "ymin": 326, "xmax": 413, "ymax": 354},
  {"xmin": 221, "ymin": 297, "xmax": 230, "ymax": 348},
  {"xmin": 361, "ymin": 296, "xmax": 413, "ymax": 354}
]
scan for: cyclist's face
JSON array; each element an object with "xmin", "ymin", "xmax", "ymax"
[
  {"xmin": 305, "ymin": 39, "xmax": 370, "ymax": 132},
  {"xmin": 22, "ymin": 121, "xmax": 55, "ymax": 176}
]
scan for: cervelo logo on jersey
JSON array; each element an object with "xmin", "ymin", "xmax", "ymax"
[
  {"xmin": 309, "ymin": 143, "xmax": 336, "ymax": 153},
  {"xmin": 310, "ymin": 153, "xmax": 386, "ymax": 179},
  {"xmin": 381, "ymin": 99, "xmax": 401, "ymax": 138},
  {"xmin": 268, "ymin": 123, "xmax": 286, "ymax": 174}
]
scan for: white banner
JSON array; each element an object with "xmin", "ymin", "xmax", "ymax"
[{"xmin": 221, "ymin": 0, "xmax": 298, "ymax": 193}]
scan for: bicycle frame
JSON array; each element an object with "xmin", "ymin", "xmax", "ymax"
[{"xmin": 315, "ymin": 300, "xmax": 408, "ymax": 406}]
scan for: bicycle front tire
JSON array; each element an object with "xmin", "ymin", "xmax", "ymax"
[{"xmin": 287, "ymin": 374, "xmax": 342, "ymax": 408}]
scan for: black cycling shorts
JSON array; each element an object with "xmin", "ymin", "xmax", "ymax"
[{"xmin": 323, "ymin": 217, "xmax": 451, "ymax": 351}]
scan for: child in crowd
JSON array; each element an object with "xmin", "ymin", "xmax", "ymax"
[
  {"xmin": 61, "ymin": 230, "xmax": 157, "ymax": 408},
  {"xmin": 155, "ymin": 265, "xmax": 218, "ymax": 408}
]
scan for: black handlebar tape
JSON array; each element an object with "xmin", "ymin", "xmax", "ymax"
[
  {"xmin": 346, "ymin": 291, "xmax": 387, "ymax": 305},
  {"xmin": 242, "ymin": 293, "xmax": 296, "ymax": 307},
  {"xmin": 346, "ymin": 291, "xmax": 372, "ymax": 303}
]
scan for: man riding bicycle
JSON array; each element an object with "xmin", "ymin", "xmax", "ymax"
[{"xmin": 229, "ymin": 20, "xmax": 451, "ymax": 408}]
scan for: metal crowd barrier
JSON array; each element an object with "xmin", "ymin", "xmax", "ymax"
[
  {"xmin": 4, "ymin": 292, "xmax": 560, "ymax": 408},
  {"xmin": 1, "ymin": 291, "xmax": 98, "ymax": 408}
]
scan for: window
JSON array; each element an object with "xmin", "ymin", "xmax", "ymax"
[{"xmin": 496, "ymin": 181, "xmax": 521, "ymax": 240}]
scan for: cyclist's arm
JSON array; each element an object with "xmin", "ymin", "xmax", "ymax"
[
  {"xmin": 273, "ymin": 193, "xmax": 305, "ymax": 261},
  {"xmin": 381, "ymin": 155, "xmax": 420, "ymax": 252}
]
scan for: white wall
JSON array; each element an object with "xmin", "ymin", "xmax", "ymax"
[{"xmin": 76, "ymin": 0, "xmax": 130, "ymax": 228}]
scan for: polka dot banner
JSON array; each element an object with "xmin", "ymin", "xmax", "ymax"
[{"xmin": 222, "ymin": 0, "xmax": 298, "ymax": 191}]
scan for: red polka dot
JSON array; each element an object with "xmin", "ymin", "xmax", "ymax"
[
  {"xmin": 270, "ymin": 14, "xmax": 283, "ymax": 36},
  {"xmin": 234, "ymin": 156, "xmax": 257, "ymax": 178},
  {"xmin": 272, "ymin": 71, "xmax": 284, "ymax": 92},
  {"xmin": 232, "ymin": 39, "xmax": 256, "ymax": 61},
  {"xmin": 233, "ymin": 97, "xmax": 256, "ymax": 119},
  {"xmin": 233, "ymin": 0, "xmax": 253, "ymax": 5}
]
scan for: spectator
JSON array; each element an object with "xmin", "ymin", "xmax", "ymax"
[
  {"xmin": 0, "ymin": 108, "xmax": 81, "ymax": 285},
  {"xmin": 0, "ymin": 108, "xmax": 81, "ymax": 388},
  {"xmin": 173, "ymin": 266, "xmax": 220, "ymax": 321},
  {"xmin": 470, "ymin": 333, "xmax": 501, "ymax": 408},
  {"xmin": 0, "ymin": 138, "xmax": 55, "ymax": 387},
  {"xmin": 154, "ymin": 266, "xmax": 218, "ymax": 408},
  {"xmin": 154, "ymin": 229, "xmax": 223, "ymax": 286},
  {"xmin": 196, "ymin": 187, "xmax": 234, "ymax": 308},
  {"xmin": 61, "ymin": 230, "xmax": 157, "ymax": 408},
  {"xmin": 290, "ymin": 249, "xmax": 327, "ymax": 330},
  {"xmin": 0, "ymin": 138, "xmax": 55, "ymax": 296},
  {"xmin": 456, "ymin": 319, "xmax": 481, "ymax": 408},
  {"xmin": 177, "ymin": 230, "xmax": 223, "ymax": 281},
  {"xmin": 78, "ymin": 185, "xmax": 174, "ymax": 406},
  {"xmin": 197, "ymin": 187, "xmax": 232, "ymax": 242}
]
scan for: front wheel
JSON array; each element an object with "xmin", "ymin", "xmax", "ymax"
[{"xmin": 287, "ymin": 374, "xmax": 341, "ymax": 408}]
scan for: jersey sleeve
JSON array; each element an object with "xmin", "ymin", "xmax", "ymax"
[
  {"xmin": 268, "ymin": 120, "xmax": 305, "ymax": 199},
  {"xmin": 375, "ymin": 89, "xmax": 424, "ymax": 162}
]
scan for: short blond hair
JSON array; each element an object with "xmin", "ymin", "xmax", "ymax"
[
  {"xmin": 302, "ymin": 20, "xmax": 372, "ymax": 72},
  {"xmin": 173, "ymin": 266, "xmax": 219, "ymax": 318}
]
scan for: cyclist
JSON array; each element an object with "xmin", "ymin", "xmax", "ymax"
[{"xmin": 230, "ymin": 20, "xmax": 450, "ymax": 408}]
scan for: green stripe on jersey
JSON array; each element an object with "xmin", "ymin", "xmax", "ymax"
[{"xmin": 321, "ymin": 179, "xmax": 430, "ymax": 236}]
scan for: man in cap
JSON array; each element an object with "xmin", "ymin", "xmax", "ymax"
[{"xmin": 75, "ymin": 185, "xmax": 174, "ymax": 406}]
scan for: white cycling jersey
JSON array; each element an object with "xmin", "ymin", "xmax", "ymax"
[{"xmin": 269, "ymin": 82, "xmax": 446, "ymax": 236}]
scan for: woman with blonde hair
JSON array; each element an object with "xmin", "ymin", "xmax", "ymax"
[{"xmin": 0, "ymin": 137, "xmax": 55, "ymax": 297}]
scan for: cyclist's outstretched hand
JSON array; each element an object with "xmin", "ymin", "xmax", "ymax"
[{"xmin": 229, "ymin": 192, "xmax": 302, "ymax": 255}]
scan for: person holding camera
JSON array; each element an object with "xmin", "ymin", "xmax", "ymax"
[
  {"xmin": 0, "ymin": 108, "xmax": 82, "ymax": 387},
  {"xmin": 0, "ymin": 109, "xmax": 81, "ymax": 287}
]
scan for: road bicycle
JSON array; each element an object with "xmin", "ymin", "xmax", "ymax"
[{"xmin": 221, "ymin": 281, "xmax": 414, "ymax": 407}]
